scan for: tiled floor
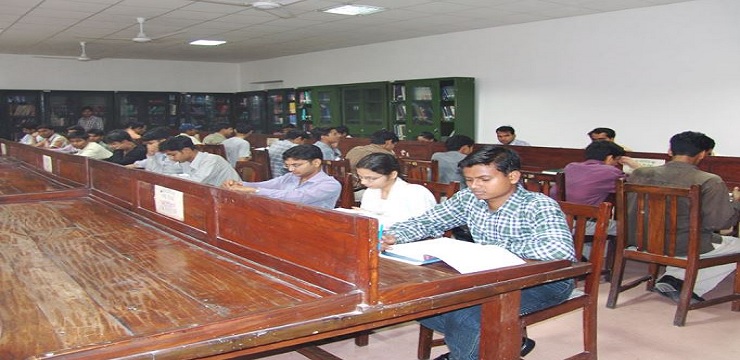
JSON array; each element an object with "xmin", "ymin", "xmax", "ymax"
[{"xmin": 247, "ymin": 262, "xmax": 739, "ymax": 360}]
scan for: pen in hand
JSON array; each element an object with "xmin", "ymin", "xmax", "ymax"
[{"xmin": 377, "ymin": 224, "xmax": 384, "ymax": 252}]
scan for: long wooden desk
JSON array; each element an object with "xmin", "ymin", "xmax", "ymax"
[{"xmin": 0, "ymin": 140, "xmax": 589, "ymax": 360}]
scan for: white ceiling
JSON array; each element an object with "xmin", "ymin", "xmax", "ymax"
[{"xmin": 0, "ymin": 0, "xmax": 695, "ymax": 63}]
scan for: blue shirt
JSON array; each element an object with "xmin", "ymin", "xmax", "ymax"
[
  {"xmin": 388, "ymin": 185, "xmax": 575, "ymax": 261},
  {"xmin": 242, "ymin": 170, "xmax": 341, "ymax": 209}
]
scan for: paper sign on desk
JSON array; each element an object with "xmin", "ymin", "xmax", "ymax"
[
  {"xmin": 381, "ymin": 237, "xmax": 526, "ymax": 274},
  {"xmin": 623, "ymin": 158, "xmax": 665, "ymax": 174},
  {"xmin": 42, "ymin": 155, "xmax": 53, "ymax": 173},
  {"xmin": 154, "ymin": 185, "xmax": 184, "ymax": 221}
]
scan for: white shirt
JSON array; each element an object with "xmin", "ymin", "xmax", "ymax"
[
  {"xmin": 222, "ymin": 136, "xmax": 252, "ymax": 167},
  {"xmin": 76, "ymin": 141, "xmax": 113, "ymax": 160},
  {"xmin": 360, "ymin": 178, "xmax": 437, "ymax": 226}
]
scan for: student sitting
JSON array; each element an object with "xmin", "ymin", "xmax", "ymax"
[
  {"xmin": 381, "ymin": 146, "xmax": 575, "ymax": 360},
  {"xmin": 158, "ymin": 136, "xmax": 240, "ymax": 187},
  {"xmin": 129, "ymin": 127, "xmax": 183, "ymax": 175},
  {"xmin": 67, "ymin": 132, "xmax": 113, "ymax": 160},
  {"xmin": 223, "ymin": 144, "xmax": 340, "ymax": 209},
  {"xmin": 355, "ymin": 153, "xmax": 436, "ymax": 225},
  {"xmin": 104, "ymin": 130, "xmax": 147, "ymax": 166},
  {"xmin": 432, "ymin": 134, "xmax": 474, "ymax": 187}
]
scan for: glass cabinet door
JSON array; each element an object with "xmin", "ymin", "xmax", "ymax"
[
  {"xmin": 341, "ymin": 83, "xmax": 388, "ymax": 137},
  {"xmin": 46, "ymin": 91, "xmax": 114, "ymax": 131},
  {"xmin": 234, "ymin": 91, "xmax": 267, "ymax": 133},
  {"xmin": 2, "ymin": 91, "xmax": 43, "ymax": 141}
]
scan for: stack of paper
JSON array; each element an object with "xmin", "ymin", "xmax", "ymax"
[{"xmin": 381, "ymin": 237, "xmax": 525, "ymax": 274}]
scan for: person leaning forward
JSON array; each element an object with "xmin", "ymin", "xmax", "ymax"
[{"xmin": 381, "ymin": 145, "xmax": 575, "ymax": 360}]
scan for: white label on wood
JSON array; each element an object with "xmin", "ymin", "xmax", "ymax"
[
  {"xmin": 154, "ymin": 185, "xmax": 184, "ymax": 221},
  {"xmin": 42, "ymin": 155, "xmax": 53, "ymax": 173}
]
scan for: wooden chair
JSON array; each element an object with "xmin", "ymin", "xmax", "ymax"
[
  {"xmin": 520, "ymin": 170, "xmax": 565, "ymax": 201},
  {"xmin": 606, "ymin": 179, "xmax": 740, "ymax": 326},
  {"xmin": 235, "ymin": 160, "xmax": 269, "ymax": 182},
  {"xmin": 336, "ymin": 173, "xmax": 358, "ymax": 209},
  {"xmin": 398, "ymin": 158, "xmax": 439, "ymax": 182},
  {"xmin": 406, "ymin": 179, "xmax": 460, "ymax": 203},
  {"xmin": 251, "ymin": 148, "xmax": 272, "ymax": 179},
  {"xmin": 321, "ymin": 159, "xmax": 351, "ymax": 178},
  {"xmin": 417, "ymin": 201, "xmax": 613, "ymax": 360},
  {"xmin": 195, "ymin": 144, "xmax": 227, "ymax": 159}
]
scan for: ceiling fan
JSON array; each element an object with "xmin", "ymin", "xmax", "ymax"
[
  {"xmin": 34, "ymin": 41, "xmax": 95, "ymax": 61},
  {"xmin": 131, "ymin": 17, "xmax": 185, "ymax": 43},
  {"xmin": 190, "ymin": 0, "xmax": 306, "ymax": 19}
]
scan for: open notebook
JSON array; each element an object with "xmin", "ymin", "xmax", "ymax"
[{"xmin": 381, "ymin": 237, "xmax": 525, "ymax": 274}]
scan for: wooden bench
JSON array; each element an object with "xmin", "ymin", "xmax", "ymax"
[{"xmin": 0, "ymin": 140, "xmax": 591, "ymax": 360}]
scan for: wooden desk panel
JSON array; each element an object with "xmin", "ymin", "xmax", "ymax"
[{"xmin": 0, "ymin": 141, "xmax": 592, "ymax": 360}]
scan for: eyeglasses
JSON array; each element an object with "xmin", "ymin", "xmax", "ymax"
[
  {"xmin": 284, "ymin": 161, "xmax": 309, "ymax": 170},
  {"xmin": 354, "ymin": 174, "xmax": 384, "ymax": 182}
]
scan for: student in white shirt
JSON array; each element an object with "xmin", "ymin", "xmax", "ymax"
[
  {"xmin": 356, "ymin": 152, "xmax": 436, "ymax": 226},
  {"xmin": 67, "ymin": 132, "xmax": 112, "ymax": 160}
]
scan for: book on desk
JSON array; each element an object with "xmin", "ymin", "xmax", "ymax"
[{"xmin": 381, "ymin": 237, "xmax": 525, "ymax": 274}]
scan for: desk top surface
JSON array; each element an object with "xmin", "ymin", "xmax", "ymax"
[{"xmin": 0, "ymin": 198, "xmax": 463, "ymax": 359}]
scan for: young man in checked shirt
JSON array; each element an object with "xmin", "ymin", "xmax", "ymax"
[{"xmin": 382, "ymin": 145, "xmax": 576, "ymax": 360}]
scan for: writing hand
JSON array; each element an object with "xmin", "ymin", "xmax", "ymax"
[{"xmin": 380, "ymin": 233, "xmax": 397, "ymax": 251}]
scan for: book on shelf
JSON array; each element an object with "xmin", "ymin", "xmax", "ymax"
[
  {"xmin": 441, "ymin": 86, "xmax": 456, "ymax": 101},
  {"xmin": 393, "ymin": 84, "xmax": 406, "ymax": 101},
  {"xmin": 395, "ymin": 104, "xmax": 407, "ymax": 119},
  {"xmin": 380, "ymin": 237, "xmax": 525, "ymax": 273}
]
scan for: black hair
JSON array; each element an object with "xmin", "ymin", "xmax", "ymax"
[
  {"xmin": 126, "ymin": 121, "xmax": 145, "ymax": 129},
  {"xmin": 669, "ymin": 131, "xmax": 713, "ymax": 157},
  {"xmin": 235, "ymin": 124, "xmax": 254, "ymax": 134},
  {"xmin": 311, "ymin": 127, "xmax": 336, "ymax": 140},
  {"xmin": 369, "ymin": 130, "xmax": 399, "ymax": 145},
  {"xmin": 417, "ymin": 131, "xmax": 436, "ymax": 141},
  {"xmin": 66, "ymin": 125, "xmax": 86, "ymax": 135},
  {"xmin": 87, "ymin": 128, "xmax": 105, "ymax": 136},
  {"xmin": 336, "ymin": 125, "xmax": 350, "ymax": 135},
  {"xmin": 211, "ymin": 122, "xmax": 233, "ymax": 132},
  {"xmin": 81, "ymin": 106, "xmax": 94, "ymax": 112},
  {"xmin": 67, "ymin": 132, "xmax": 89, "ymax": 141},
  {"xmin": 444, "ymin": 134, "xmax": 474, "ymax": 151},
  {"xmin": 588, "ymin": 127, "xmax": 616, "ymax": 139},
  {"xmin": 584, "ymin": 140, "xmax": 626, "ymax": 161},
  {"xmin": 37, "ymin": 123, "xmax": 55, "ymax": 131},
  {"xmin": 356, "ymin": 153, "xmax": 400, "ymax": 176},
  {"xmin": 495, "ymin": 126, "xmax": 516, "ymax": 134},
  {"xmin": 140, "ymin": 127, "xmax": 172, "ymax": 142},
  {"xmin": 284, "ymin": 129, "xmax": 308, "ymax": 140},
  {"xmin": 104, "ymin": 129, "xmax": 133, "ymax": 143},
  {"xmin": 458, "ymin": 145, "xmax": 521, "ymax": 175},
  {"xmin": 282, "ymin": 144, "xmax": 323, "ymax": 161},
  {"xmin": 160, "ymin": 135, "xmax": 196, "ymax": 151}
]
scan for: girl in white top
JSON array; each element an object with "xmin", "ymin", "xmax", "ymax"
[{"xmin": 356, "ymin": 153, "xmax": 436, "ymax": 226}]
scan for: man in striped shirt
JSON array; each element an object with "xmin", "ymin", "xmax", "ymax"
[{"xmin": 383, "ymin": 145, "xmax": 575, "ymax": 360}]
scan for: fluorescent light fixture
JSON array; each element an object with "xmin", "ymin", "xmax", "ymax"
[
  {"xmin": 322, "ymin": 4, "xmax": 385, "ymax": 16},
  {"xmin": 189, "ymin": 40, "xmax": 226, "ymax": 46}
]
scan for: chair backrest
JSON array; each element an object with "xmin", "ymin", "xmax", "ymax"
[
  {"xmin": 398, "ymin": 158, "xmax": 439, "ymax": 182},
  {"xmin": 336, "ymin": 173, "xmax": 358, "ymax": 209},
  {"xmin": 520, "ymin": 170, "xmax": 565, "ymax": 201},
  {"xmin": 235, "ymin": 160, "xmax": 269, "ymax": 182},
  {"xmin": 195, "ymin": 144, "xmax": 227, "ymax": 159},
  {"xmin": 251, "ymin": 148, "xmax": 272, "ymax": 179},
  {"xmin": 322, "ymin": 159, "xmax": 351, "ymax": 178},
  {"xmin": 558, "ymin": 201, "xmax": 613, "ymax": 292},
  {"xmin": 616, "ymin": 178, "xmax": 702, "ymax": 258},
  {"xmin": 406, "ymin": 178, "xmax": 460, "ymax": 203}
]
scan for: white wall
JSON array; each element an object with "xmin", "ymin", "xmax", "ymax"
[
  {"xmin": 239, "ymin": 0, "xmax": 740, "ymax": 156},
  {"xmin": 0, "ymin": 55, "xmax": 239, "ymax": 93}
]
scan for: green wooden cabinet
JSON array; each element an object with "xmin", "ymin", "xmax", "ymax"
[
  {"xmin": 390, "ymin": 77, "xmax": 474, "ymax": 141},
  {"xmin": 341, "ymin": 82, "xmax": 388, "ymax": 137},
  {"xmin": 234, "ymin": 91, "xmax": 268, "ymax": 133},
  {"xmin": 114, "ymin": 92, "xmax": 180, "ymax": 129},
  {"xmin": 308, "ymin": 86, "xmax": 341, "ymax": 129}
]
